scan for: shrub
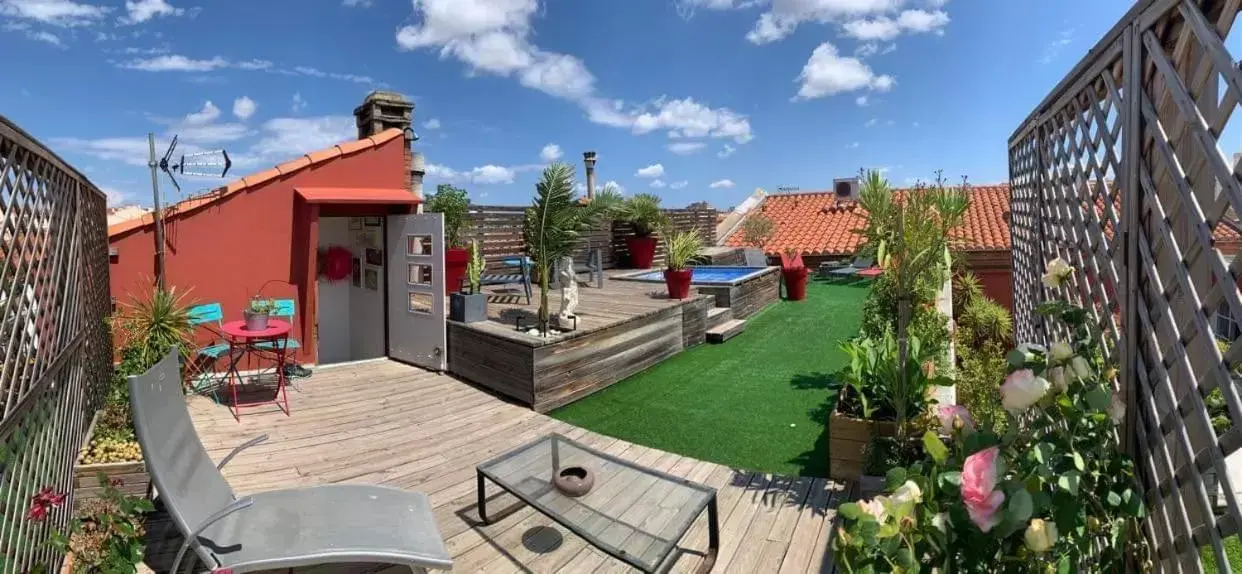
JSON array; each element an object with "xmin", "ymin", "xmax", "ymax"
[
  {"xmin": 425, "ymin": 184, "xmax": 472, "ymax": 248},
  {"xmin": 860, "ymin": 273, "xmax": 951, "ymax": 369},
  {"xmin": 741, "ymin": 213, "xmax": 774, "ymax": 248}
]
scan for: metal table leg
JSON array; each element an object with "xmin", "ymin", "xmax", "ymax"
[
  {"xmin": 477, "ymin": 470, "xmax": 489, "ymax": 524},
  {"xmin": 695, "ymin": 495, "xmax": 720, "ymax": 574}
]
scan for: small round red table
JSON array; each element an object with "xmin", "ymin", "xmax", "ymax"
[{"xmin": 221, "ymin": 319, "xmax": 292, "ymax": 420}]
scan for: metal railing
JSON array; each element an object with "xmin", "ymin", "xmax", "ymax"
[{"xmin": 0, "ymin": 115, "xmax": 111, "ymax": 572}]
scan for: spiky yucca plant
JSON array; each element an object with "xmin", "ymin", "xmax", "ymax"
[
  {"xmin": 665, "ymin": 229, "xmax": 703, "ymax": 271},
  {"xmin": 618, "ymin": 193, "xmax": 670, "ymax": 237},
  {"xmin": 522, "ymin": 163, "xmax": 617, "ymax": 332},
  {"xmin": 115, "ymin": 285, "xmax": 196, "ymax": 368}
]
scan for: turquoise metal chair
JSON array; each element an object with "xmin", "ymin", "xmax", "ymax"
[{"xmin": 187, "ymin": 303, "xmax": 231, "ymax": 398}]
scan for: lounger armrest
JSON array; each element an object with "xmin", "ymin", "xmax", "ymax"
[
  {"xmin": 172, "ymin": 497, "xmax": 256, "ymax": 574},
  {"xmin": 217, "ymin": 434, "xmax": 269, "ymax": 470}
]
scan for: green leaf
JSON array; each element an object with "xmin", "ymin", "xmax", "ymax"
[
  {"xmin": 895, "ymin": 548, "xmax": 917, "ymax": 569},
  {"xmin": 938, "ymin": 471, "xmax": 962, "ymax": 489},
  {"xmin": 1007, "ymin": 489, "xmax": 1033, "ymax": 524},
  {"xmin": 923, "ymin": 431, "xmax": 949, "ymax": 465},
  {"xmin": 1006, "ymin": 348, "xmax": 1029, "ymax": 368},
  {"xmin": 1107, "ymin": 491, "xmax": 1122, "ymax": 507},
  {"xmin": 1072, "ymin": 451, "xmax": 1085, "ymax": 472},
  {"xmin": 885, "ymin": 467, "xmax": 908, "ymax": 491},
  {"xmin": 839, "ymin": 502, "xmax": 862, "ymax": 520},
  {"xmin": 1085, "ymin": 387, "xmax": 1111, "ymax": 411},
  {"xmin": 1057, "ymin": 471, "xmax": 1081, "ymax": 496},
  {"xmin": 1057, "ymin": 555, "xmax": 1072, "ymax": 574},
  {"xmin": 1032, "ymin": 442, "xmax": 1054, "ymax": 465}
]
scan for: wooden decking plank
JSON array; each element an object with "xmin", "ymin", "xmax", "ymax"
[
  {"xmin": 724, "ymin": 474, "xmax": 802, "ymax": 573},
  {"xmin": 775, "ymin": 479, "xmax": 839, "ymax": 574},
  {"xmin": 664, "ymin": 465, "xmax": 752, "ymax": 574},
  {"xmin": 709, "ymin": 472, "xmax": 775, "ymax": 572},
  {"xmin": 802, "ymin": 482, "xmax": 849, "ymax": 574}
]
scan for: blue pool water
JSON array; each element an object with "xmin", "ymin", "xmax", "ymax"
[{"xmin": 619, "ymin": 266, "xmax": 770, "ymax": 285}]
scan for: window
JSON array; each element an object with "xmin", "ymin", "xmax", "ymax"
[
  {"xmin": 408, "ymin": 291, "xmax": 432, "ymax": 314},
  {"xmin": 406, "ymin": 235, "xmax": 432, "ymax": 256},
  {"xmin": 408, "ymin": 264, "xmax": 433, "ymax": 286}
]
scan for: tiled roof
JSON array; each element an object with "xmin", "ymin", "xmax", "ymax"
[
  {"xmin": 107, "ymin": 128, "xmax": 405, "ymax": 238},
  {"xmin": 724, "ymin": 185, "xmax": 1013, "ymax": 256}
]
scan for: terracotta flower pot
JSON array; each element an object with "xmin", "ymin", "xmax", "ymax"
[
  {"xmin": 664, "ymin": 268, "xmax": 694, "ymax": 300},
  {"xmin": 782, "ymin": 266, "xmax": 809, "ymax": 301},
  {"xmin": 444, "ymin": 247, "xmax": 470, "ymax": 294},
  {"xmin": 627, "ymin": 236, "xmax": 658, "ymax": 269}
]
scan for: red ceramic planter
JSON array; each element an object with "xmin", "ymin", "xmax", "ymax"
[
  {"xmin": 627, "ymin": 236, "xmax": 658, "ymax": 269},
  {"xmin": 444, "ymin": 247, "xmax": 469, "ymax": 294},
  {"xmin": 783, "ymin": 266, "xmax": 809, "ymax": 301},
  {"xmin": 664, "ymin": 268, "xmax": 694, "ymax": 299}
]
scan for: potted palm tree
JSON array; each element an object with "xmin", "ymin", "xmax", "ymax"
[
  {"xmin": 664, "ymin": 229, "xmax": 703, "ymax": 299},
  {"xmin": 522, "ymin": 164, "xmax": 620, "ymax": 334},
  {"xmin": 450, "ymin": 240, "xmax": 488, "ymax": 323},
  {"xmin": 426, "ymin": 184, "xmax": 472, "ymax": 294},
  {"xmin": 617, "ymin": 193, "xmax": 670, "ymax": 269}
]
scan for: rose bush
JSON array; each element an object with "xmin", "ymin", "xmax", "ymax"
[{"xmin": 832, "ymin": 261, "xmax": 1150, "ymax": 573}]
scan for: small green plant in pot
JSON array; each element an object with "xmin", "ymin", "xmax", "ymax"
[
  {"xmin": 664, "ymin": 229, "xmax": 703, "ymax": 299},
  {"xmin": 618, "ymin": 193, "xmax": 670, "ymax": 269},
  {"xmin": 426, "ymin": 183, "xmax": 473, "ymax": 293},
  {"xmin": 450, "ymin": 240, "xmax": 488, "ymax": 323},
  {"xmin": 243, "ymin": 296, "xmax": 274, "ymax": 331}
]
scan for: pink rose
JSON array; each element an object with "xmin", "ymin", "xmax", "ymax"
[
  {"xmin": 961, "ymin": 446, "xmax": 1006, "ymax": 532},
  {"xmin": 937, "ymin": 404, "xmax": 975, "ymax": 435},
  {"xmin": 1000, "ymin": 369, "xmax": 1049, "ymax": 414}
]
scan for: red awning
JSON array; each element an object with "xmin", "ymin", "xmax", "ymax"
[{"xmin": 295, "ymin": 187, "xmax": 420, "ymax": 205}]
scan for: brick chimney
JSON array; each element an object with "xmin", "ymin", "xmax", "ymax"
[
  {"xmin": 583, "ymin": 151, "xmax": 597, "ymax": 200},
  {"xmin": 354, "ymin": 91, "xmax": 424, "ymax": 199}
]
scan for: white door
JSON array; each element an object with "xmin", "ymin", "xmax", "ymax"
[{"xmin": 386, "ymin": 214, "xmax": 446, "ymax": 371}]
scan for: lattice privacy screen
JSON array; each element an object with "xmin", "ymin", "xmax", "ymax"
[{"xmin": 0, "ymin": 116, "xmax": 110, "ymax": 572}]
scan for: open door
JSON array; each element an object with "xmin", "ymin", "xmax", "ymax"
[{"xmin": 387, "ymin": 213, "xmax": 446, "ymax": 371}]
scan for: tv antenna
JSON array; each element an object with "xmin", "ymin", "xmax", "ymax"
[{"xmin": 147, "ymin": 134, "xmax": 232, "ymax": 289}]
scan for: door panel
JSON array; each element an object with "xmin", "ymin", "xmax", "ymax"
[{"xmin": 387, "ymin": 214, "xmax": 445, "ymax": 370}]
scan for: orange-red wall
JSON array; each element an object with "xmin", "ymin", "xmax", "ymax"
[
  {"xmin": 976, "ymin": 269, "xmax": 1014, "ymax": 312},
  {"xmin": 108, "ymin": 137, "xmax": 408, "ymax": 366}
]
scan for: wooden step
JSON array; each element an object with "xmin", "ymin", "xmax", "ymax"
[
  {"xmin": 705, "ymin": 307, "xmax": 732, "ymax": 330},
  {"xmin": 706, "ymin": 319, "xmax": 746, "ymax": 344}
]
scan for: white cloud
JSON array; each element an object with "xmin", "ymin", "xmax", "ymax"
[
  {"xmin": 395, "ymin": 0, "xmax": 754, "ymax": 145},
  {"xmin": 636, "ymin": 163, "xmax": 665, "ymax": 178},
  {"xmin": 794, "ymin": 42, "xmax": 896, "ymax": 100},
  {"xmin": 670, "ymin": 180, "xmax": 689, "ymax": 190},
  {"xmin": 184, "ymin": 101, "xmax": 220, "ymax": 125},
  {"xmin": 21, "ymin": 27, "xmax": 61, "ymax": 45},
  {"xmin": 232, "ymin": 96, "xmax": 257, "ymax": 120},
  {"xmin": 0, "ymin": 0, "xmax": 109, "ymax": 26},
  {"xmin": 426, "ymin": 163, "xmax": 521, "ymax": 185},
  {"xmin": 423, "ymin": 118, "xmax": 441, "ymax": 130},
  {"xmin": 856, "ymin": 42, "xmax": 897, "ymax": 57},
  {"xmin": 175, "ymin": 123, "xmax": 250, "ymax": 144},
  {"xmin": 100, "ymin": 186, "xmax": 128, "ymax": 207},
  {"xmin": 631, "ymin": 97, "xmax": 752, "ymax": 143},
  {"xmin": 855, "ymin": 95, "xmax": 869, "ymax": 106},
  {"xmin": 718, "ymin": 144, "xmax": 736, "ymax": 158},
  {"xmin": 650, "ymin": 179, "xmax": 667, "ymax": 189},
  {"xmin": 342, "ymin": 0, "xmax": 371, "ymax": 5},
  {"xmin": 603, "ymin": 180, "xmax": 625, "ymax": 194},
  {"xmin": 123, "ymin": 54, "xmax": 228, "ymax": 72},
  {"xmin": 291, "ymin": 92, "xmax": 306, "ymax": 113},
  {"xmin": 709, "ymin": 179, "xmax": 735, "ymax": 189},
  {"xmin": 1038, "ymin": 28, "xmax": 1073, "ymax": 64},
  {"xmin": 540, "ymin": 143, "xmax": 562, "ymax": 162},
  {"xmin": 845, "ymin": 141, "xmax": 860, "ymax": 149},
  {"xmin": 250, "ymin": 116, "xmax": 355, "ymax": 160},
  {"xmin": 746, "ymin": 0, "xmax": 903, "ymax": 45},
  {"xmin": 865, "ymin": 118, "xmax": 878, "ymax": 127},
  {"xmin": 121, "ymin": 0, "xmax": 182, "ymax": 24},
  {"xmin": 287, "ymin": 65, "xmax": 376, "ymax": 85},
  {"xmin": 668, "ymin": 141, "xmax": 706, "ymax": 155},
  {"xmin": 235, "ymin": 59, "xmax": 272, "ymax": 71},
  {"xmin": 841, "ymin": 10, "xmax": 948, "ymax": 41}
]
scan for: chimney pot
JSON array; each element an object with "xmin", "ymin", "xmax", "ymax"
[{"xmin": 583, "ymin": 151, "xmax": 598, "ymax": 200}]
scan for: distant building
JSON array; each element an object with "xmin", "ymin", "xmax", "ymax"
[{"xmin": 106, "ymin": 205, "xmax": 150, "ymax": 227}]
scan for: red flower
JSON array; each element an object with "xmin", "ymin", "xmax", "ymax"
[{"xmin": 25, "ymin": 487, "xmax": 66, "ymax": 523}]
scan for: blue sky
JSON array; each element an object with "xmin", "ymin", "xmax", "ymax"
[{"xmin": 0, "ymin": 0, "xmax": 1142, "ymax": 209}]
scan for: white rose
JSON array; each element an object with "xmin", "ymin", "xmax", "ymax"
[
  {"xmin": 1047, "ymin": 366, "xmax": 1068, "ymax": 394},
  {"xmin": 931, "ymin": 512, "xmax": 950, "ymax": 533},
  {"xmin": 1050, "ymin": 341, "xmax": 1074, "ymax": 363},
  {"xmin": 1024, "ymin": 518, "xmax": 1059, "ymax": 553},
  {"xmin": 1042, "ymin": 257, "xmax": 1074, "ymax": 290},
  {"xmin": 1000, "ymin": 369, "xmax": 1050, "ymax": 414},
  {"xmin": 859, "ymin": 497, "xmax": 888, "ymax": 522},
  {"xmin": 890, "ymin": 480, "xmax": 923, "ymax": 506},
  {"xmin": 1070, "ymin": 356, "xmax": 1092, "ymax": 380}
]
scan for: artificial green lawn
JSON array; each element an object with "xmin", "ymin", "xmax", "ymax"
[{"xmin": 551, "ymin": 278, "xmax": 868, "ymax": 478}]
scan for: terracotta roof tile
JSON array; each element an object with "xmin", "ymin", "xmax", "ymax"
[
  {"xmin": 108, "ymin": 128, "xmax": 406, "ymax": 238},
  {"xmin": 725, "ymin": 185, "xmax": 1013, "ymax": 256}
]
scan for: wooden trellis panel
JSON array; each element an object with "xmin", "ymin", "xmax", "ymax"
[
  {"xmin": 1011, "ymin": 0, "xmax": 1242, "ymax": 570},
  {"xmin": 0, "ymin": 116, "xmax": 110, "ymax": 573}
]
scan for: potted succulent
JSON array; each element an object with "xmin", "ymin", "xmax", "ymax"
[
  {"xmin": 427, "ymin": 184, "xmax": 472, "ymax": 294},
  {"xmin": 617, "ymin": 193, "xmax": 670, "ymax": 269},
  {"xmin": 664, "ymin": 229, "xmax": 703, "ymax": 300},
  {"xmin": 450, "ymin": 240, "xmax": 488, "ymax": 323},
  {"xmin": 243, "ymin": 296, "xmax": 274, "ymax": 331},
  {"xmin": 780, "ymin": 248, "xmax": 809, "ymax": 301}
]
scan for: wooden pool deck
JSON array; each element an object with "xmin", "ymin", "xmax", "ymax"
[{"xmin": 144, "ymin": 360, "xmax": 847, "ymax": 573}]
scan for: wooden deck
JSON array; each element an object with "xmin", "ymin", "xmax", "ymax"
[{"xmin": 145, "ymin": 360, "xmax": 846, "ymax": 573}]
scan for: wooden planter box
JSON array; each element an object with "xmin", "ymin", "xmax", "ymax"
[
  {"xmin": 828, "ymin": 389, "xmax": 899, "ymax": 481},
  {"xmin": 73, "ymin": 414, "xmax": 148, "ymax": 508}
]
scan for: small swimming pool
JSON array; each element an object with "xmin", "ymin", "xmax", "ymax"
[{"xmin": 614, "ymin": 266, "xmax": 773, "ymax": 286}]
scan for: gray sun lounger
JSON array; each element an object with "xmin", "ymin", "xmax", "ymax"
[
  {"xmin": 827, "ymin": 256, "xmax": 874, "ymax": 277},
  {"xmin": 130, "ymin": 348, "xmax": 453, "ymax": 574}
]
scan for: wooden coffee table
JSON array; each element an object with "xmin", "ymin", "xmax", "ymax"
[{"xmin": 476, "ymin": 433, "xmax": 720, "ymax": 573}]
